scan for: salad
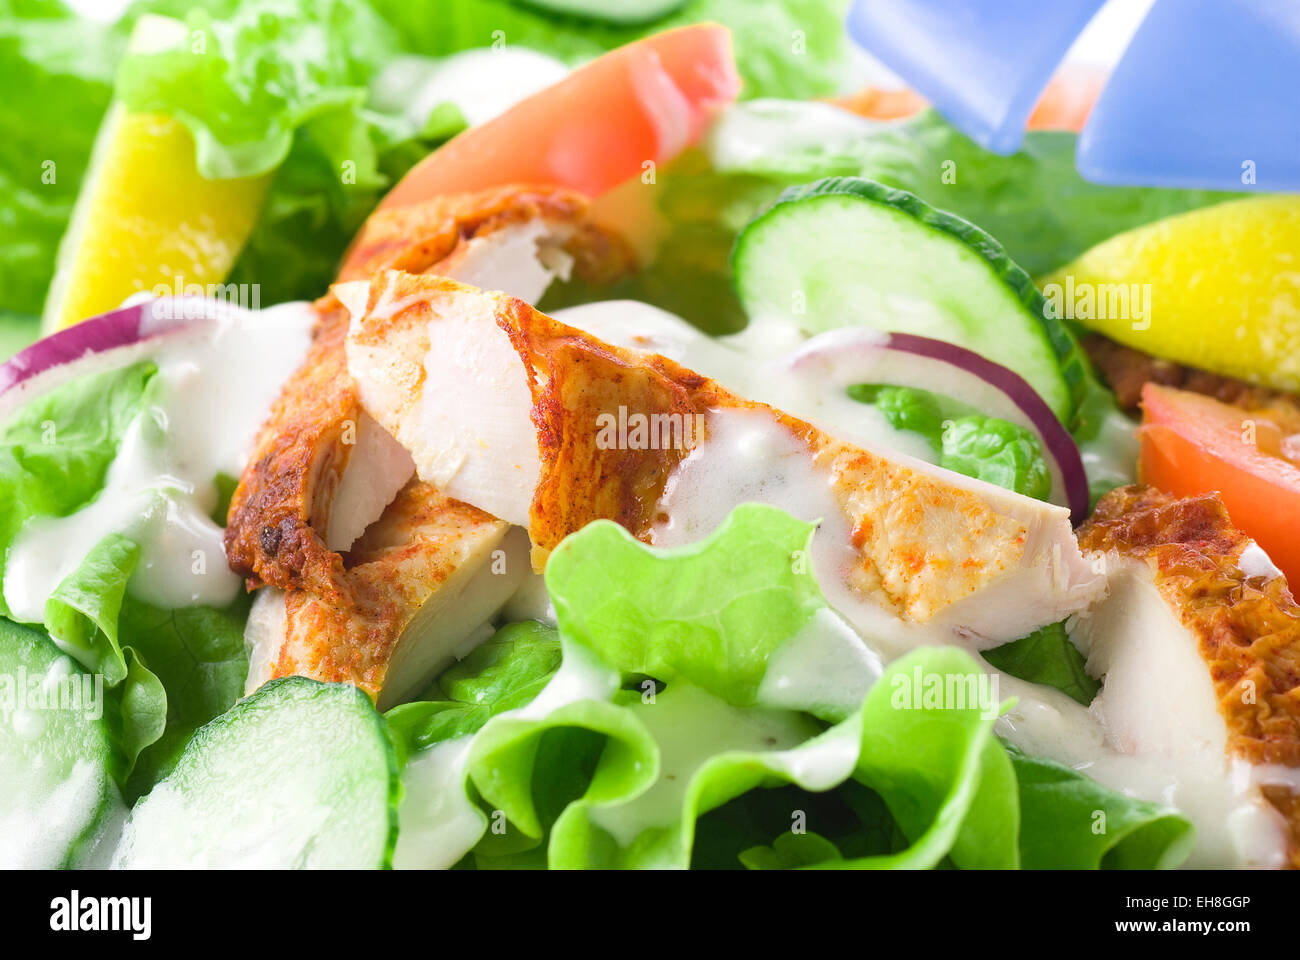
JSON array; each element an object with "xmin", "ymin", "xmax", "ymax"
[{"xmin": 3, "ymin": 0, "xmax": 1299, "ymax": 873}]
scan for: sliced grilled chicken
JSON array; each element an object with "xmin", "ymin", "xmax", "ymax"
[
  {"xmin": 228, "ymin": 186, "xmax": 630, "ymax": 701},
  {"xmin": 1064, "ymin": 485, "xmax": 1300, "ymax": 867},
  {"xmin": 341, "ymin": 271, "xmax": 1102, "ymax": 646},
  {"xmin": 225, "ymin": 185, "xmax": 631, "ymax": 592},
  {"xmin": 244, "ymin": 480, "xmax": 530, "ymax": 708}
]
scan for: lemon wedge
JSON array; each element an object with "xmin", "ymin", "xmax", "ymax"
[
  {"xmin": 41, "ymin": 15, "xmax": 271, "ymax": 332},
  {"xmin": 1042, "ymin": 196, "xmax": 1300, "ymax": 390}
]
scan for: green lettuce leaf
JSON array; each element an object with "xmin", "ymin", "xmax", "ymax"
[
  {"xmin": 739, "ymin": 830, "xmax": 844, "ymax": 870},
  {"xmin": 43, "ymin": 532, "xmax": 139, "ymax": 686},
  {"xmin": 544, "ymin": 504, "xmax": 826, "ymax": 706},
  {"xmin": 117, "ymin": 592, "xmax": 252, "ymax": 799},
  {"xmin": 116, "ymin": 646, "xmax": 168, "ymax": 776},
  {"xmin": 847, "ymin": 385, "xmax": 1053, "ymax": 500},
  {"xmin": 429, "ymin": 507, "xmax": 1018, "ymax": 869},
  {"xmin": 367, "ymin": 0, "xmax": 849, "ymax": 101},
  {"xmin": 465, "ymin": 645, "xmax": 1016, "ymax": 870},
  {"xmin": 116, "ymin": 0, "xmax": 398, "ymax": 180},
  {"xmin": 0, "ymin": 0, "xmax": 117, "ymax": 317},
  {"xmin": 939, "ymin": 415, "xmax": 1051, "ymax": 501},
  {"xmin": 983, "ymin": 621, "xmax": 1099, "ymax": 707},
  {"xmin": 0, "ymin": 313, "xmax": 41, "ymax": 363},
  {"xmin": 385, "ymin": 620, "xmax": 561, "ymax": 756},
  {"xmin": 0, "ymin": 358, "xmax": 254, "ymax": 788},
  {"xmin": 0, "ymin": 360, "xmax": 158, "ymax": 617},
  {"xmin": 113, "ymin": 0, "xmax": 442, "ymax": 304},
  {"xmin": 1006, "ymin": 742, "xmax": 1196, "ymax": 869},
  {"xmin": 390, "ymin": 504, "xmax": 1194, "ymax": 871}
]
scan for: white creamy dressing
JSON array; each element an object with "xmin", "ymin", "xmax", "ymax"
[
  {"xmin": 627, "ymin": 388, "xmax": 1284, "ymax": 866},
  {"xmin": 550, "ymin": 300, "xmax": 934, "ymax": 461},
  {"xmin": 649, "ymin": 404, "xmax": 981, "ymax": 660},
  {"xmin": 703, "ymin": 98, "xmax": 876, "ymax": 171},
  {"xmin": 1081, "ymin": 402, "xmax": 1140, "ymax": 493},
  {"xmin": 3, "ymin": 298, "xmax": 314, "ymax": 628},
  {"xmin": 370, "ymin": 48, "xmax": 569, "ymax": 131},
  {"xmin": 393, "ymin": 736, "xmax": 488, "ymax": 870},
  {"xmin": 756, "ymin": 607, "xmax": 884, "ymax": 720},
  {"xmin": 585, "ymin": 682, "xmax": 822, "ymax": 856},
  {"xmin": 649, "ymin": 403, "xmax": 1291, "ymax": 866},
  {"xmin": 1239, "ymin": 541, "xmax": 1283, "ymax": 580},
  {"xmin": 1000, "ymin": 560, "xmax": 1291, "ymax": 868}
]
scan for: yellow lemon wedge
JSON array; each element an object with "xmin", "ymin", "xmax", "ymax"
[
  {"xmin": 41, "ymin": 15, "xmax": 271, "ymax": 332},
  {"xmin": 1041, "ymin": 196, "xmax": 1300, "ymax": 391}
]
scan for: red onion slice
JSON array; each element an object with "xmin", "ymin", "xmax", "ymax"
[
  {"xmin": 785, "ymin": 328, "xmax": 1091, "ymax": 523},
  {"xmin": 0, "ymin": 300, "xmax": 207, "ymax": 416}
]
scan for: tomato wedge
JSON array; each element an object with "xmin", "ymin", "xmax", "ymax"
[
  {"xmin": 386, "ymin": 23, "xmax": 736, "ymax": 203},
  {"xmin": 1140, "ymin": 382, "xmax": 1300, "ymax": 584},
  {"xmin": 339, "ymin": 24, "xmax": 738, "ymax": 278}
]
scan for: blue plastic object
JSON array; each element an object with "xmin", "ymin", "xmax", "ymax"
[
  {"xmin": 846, "ymin": 0, "xmax": 1300, "ymax": 192},
  {"xmin": 1078, "ymin": 0, "xmax": 1300, "ymax": 192},
  {"xmin": 845, "ymin": 0, "xmax": 1105, "ymax": 154}
]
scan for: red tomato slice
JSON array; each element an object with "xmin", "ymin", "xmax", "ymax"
[
  {"xmin": 382, "ymin": 24, "xmax": 735, "ymax": 203},
  {"xmin": 339, "ymin": 24, "xmax": 739, "ymax": 279},
  {"xmin": 1140, "ymin": 382, "xmax": 1300, "ymax": 584}
]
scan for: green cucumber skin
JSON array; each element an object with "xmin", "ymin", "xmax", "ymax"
[
  {"xmin": 733, "ymin": 176, "xmax": 1092, "ymax": 426},
  {"xmin": 513, "ymin": 0, "xmax": 688, "ymax": 27}
]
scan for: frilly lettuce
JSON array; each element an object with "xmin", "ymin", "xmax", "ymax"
[
  {"xmin": 115, "ymin": 0, "xmax": 464, "ymax": 305},
  {"xmin": 0, "ymin": 0, "xmax": 117, "ymax": 321},
  {"xmin": 392, "ymin": 505, "xmax": 1193, "ymax": 870},
  {"xmin": 0, "ymin": 361, "xmax": 157, "ymax": 620},
  {"xmin": 545, "ymin": 504, "xmax": 827, "ymax": 706},
  {"xmin": 0, "ymin": 360, "xmax": 249, "ymax": 792},
  {"xmin": 366, "ymin": 0, "xmax": 850, "ymax": 101},
  {"xmin": 116, "ymin": 0, "xmax": 400, "ymax": 181}
]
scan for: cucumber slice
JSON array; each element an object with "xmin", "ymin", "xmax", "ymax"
[
  {"xmin": 732, "ymin": 177, "xmax": 1089, "ymax": 424},
  {"xmin": 0, "ymin": 618, "xmax": 122, "ymax": 868},
  {"xmin": 514, "ymin": 0, "xmax": 687, "ymax": 26},
  {"xmin": 114, "ymin": 677, "xmax": 399, "ymax": 869}
]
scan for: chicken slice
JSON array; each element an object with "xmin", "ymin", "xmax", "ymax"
[
  {"xmin": 224, "ymin": 185, "xmax": 633, "ymax": 593},
  {"xmin": 1072, "ymin": 485, "xmax": 1300, "ymax": 867},
  {"xmin": 227, "ymin": 186, "xmax": 630, "ymax": 702},
  {"xmin": 244, "ymin": 480, "xmax": 530, "ymax": 708},
  {"xmin": 341, "ymin": 271, "xmax": 1101, "ymax": 644}
]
